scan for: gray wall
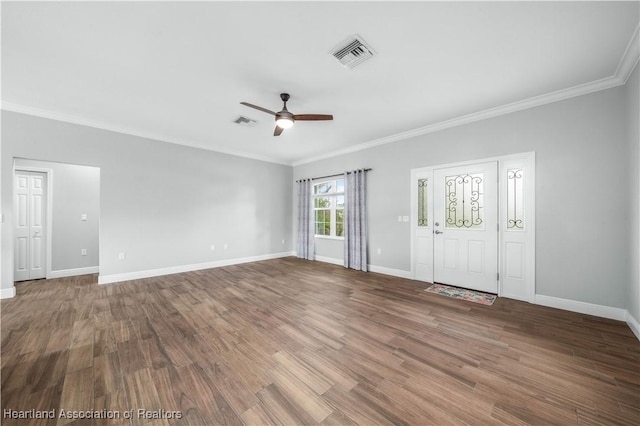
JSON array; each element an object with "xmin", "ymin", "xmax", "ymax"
[
  {"xmin": 626, "ymin": 64, "xmax": 640, "ymax": 323},
  {"xmin": 294, "ymin": 84, "xmax": 630, "ymax": 309},
  {"xmin": 14, "ymin": 159, "xmax": 100, "ymax": 272},
  {"xmin": 1, "ymin": 111, "xmax": 293, "ymax": 288}
]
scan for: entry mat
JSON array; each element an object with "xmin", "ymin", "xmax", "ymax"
[{"xmin": 425, "ymin": 283, "xmax": 497, "ymax": 306}]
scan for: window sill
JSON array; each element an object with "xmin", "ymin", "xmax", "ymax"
[{"xmin": 314, "ymin": 235, "xmax": 344, "ymax": 241}]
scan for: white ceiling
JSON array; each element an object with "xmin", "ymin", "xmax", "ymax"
[{"xmin": 2, "ymin": 1, "xmax": 639, "ymax": 165}]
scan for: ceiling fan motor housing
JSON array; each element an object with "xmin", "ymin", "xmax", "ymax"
[
  {"xmin": 276, "ymin": 110, "xmax": 293, "ymax": 120},
  {"xmin": 277, "ymin": 93, "xmax": 294, "ymax": 125}
]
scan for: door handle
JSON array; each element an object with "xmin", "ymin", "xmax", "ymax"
[{"xmin": 434, "ymin": 230, "xmax": 443, "ymax": 235}]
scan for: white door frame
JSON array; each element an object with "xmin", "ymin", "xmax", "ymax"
[
  {"xmin": 14, "ymin": 165, "xmax": 54, "ymax": 280},
  {"xmin": 410, "ymin": 152, "xmax": 536, "ymax": 302}
]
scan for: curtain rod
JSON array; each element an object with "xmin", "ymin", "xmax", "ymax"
[{"xmin": 296, "ymin": 168, "xmax": 372, "ymax": 183}]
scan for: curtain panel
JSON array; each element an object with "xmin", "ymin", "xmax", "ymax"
[
  {"xmin": 296, "ymin": 179, "xmax": 314, "ymax": 260},
  {"xmin": 344, "ymin": 169, "xmax": 368, "ymax": 271}
]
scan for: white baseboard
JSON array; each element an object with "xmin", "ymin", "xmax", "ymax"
[
  {"xmin": 98, "ymin": 251, "xmax": 295, "ymax": 285},
  {"xmin": 48, "ymin": 266, "xmax": 99, "ymax": 279},
  {"xmin": 0, "ymin": 286, "xmax": 16, "ymax": 299},
  {"xmin": 314, "ymin": 256, "xmax": 412, "ymax": 279},
  {"xmin": 314, "ymin": 255, "xmax": 343, "ymax": 266},
  {"xmin": 534, "ymin": 294, "xmax": 627, "ymax": 321},
  {"xmin": 368, "ymin": 264, "xmax": 412, "ymax": 279},
  {"xmin": 627, "ymin": 312, "xmax": 640, "ymax": 341},
  {"xmin": 500, "ymin": 291, "xmax": 532, "ymax": 303}
]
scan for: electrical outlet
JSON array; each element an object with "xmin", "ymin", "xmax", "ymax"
[
  {"xmin": 281, "ymin": 239, "xmax": 285, "ymax": 244},
  {"xmin": 377, "ymin": 248, "xmax": 382, "ymax": 255},
  {"xmin": 80, "ymin": 214, "xmax": 87, "ymax": 222},
  {"xmin": 81, "ymin": 249, "xmax": 87, "ymax": 256},
  {"xmin": 210, "ymin": 244, "xmax": 216, "ymax": 251},
  {"xmin": 118, "ymin": 252, "xmax": 126, "ymax": 260},
  {"xmin": 223, "ymin": 244, "xmax": 228, "ymax": 251}
]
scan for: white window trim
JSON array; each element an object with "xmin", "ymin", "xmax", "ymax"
[
  {"xmin": 313, "ymin": 178, "xmax": 345, "ymax": 239},
  {"xmin": 314, "ymin": 235, "xmax": 344, "ymax": 241}
]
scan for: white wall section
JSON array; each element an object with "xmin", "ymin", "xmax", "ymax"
[
  {"xmin": 294, "ymin": 84, "xmax": 631, "ymax": 311},
  {"xmin": 1, "ymin": 112, "xmax": 293, "ymax": 290}
]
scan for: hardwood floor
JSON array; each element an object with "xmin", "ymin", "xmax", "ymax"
[{"xmin": 2, "ymin": 257, "xmax": 639, "ymax": 425}]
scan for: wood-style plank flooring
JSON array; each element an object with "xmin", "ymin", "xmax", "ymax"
[{"xmin": 2, "ymin": 257, "xmax": 639, "ymax": 425}]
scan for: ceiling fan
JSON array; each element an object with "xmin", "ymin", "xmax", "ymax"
[{"xmin": 241, "ymin": 93, "xmax": 333, "ymax": 136}]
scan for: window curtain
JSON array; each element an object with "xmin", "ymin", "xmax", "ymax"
[
  {"xmin": 344, "ymin": 169, "xmax": 368, "ymax": 271},
  {"xmin": 296, "ymin": 179, "xmax": 315, "ymax": 260}
]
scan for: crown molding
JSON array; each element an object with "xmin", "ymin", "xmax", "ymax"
[
  {"xmin": 1, "ymin": 101, "xmax": 291, "ymax": 166},
  {"xmin": 615, "ymin": 22, "xmax": 640, "ymax": 84},
  {"xmin": 293, "ymin": 24, "xmax": 640, "ymax": 167},
  {"xmin": 292, "ymin": 76, "xmax": 623, "ymax": 166}
]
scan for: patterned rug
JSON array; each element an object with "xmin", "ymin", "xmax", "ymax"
[{"xmin": 425, "ymin": 283, "xmax": 497, "ymax": 306}]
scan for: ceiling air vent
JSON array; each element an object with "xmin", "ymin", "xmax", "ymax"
[
  {"xmin": 330, "ymin": 35, "xmax": 375, "ymax": 69},
  {"xmin": 233, "ymin": 115, "xmax": 257, "ymax": 127}
]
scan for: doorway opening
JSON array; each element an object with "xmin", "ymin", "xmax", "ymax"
[{"xmin": 13, "ymin": 158, "xmax": 100, "ymax": 283}]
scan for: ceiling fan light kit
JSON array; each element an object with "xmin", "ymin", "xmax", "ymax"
[
  {"xmin": 275, "ymin": 116, "xmax": 294, "ymax": 129},
  {"xmin": 240, "ymin": 93, "xmax": 333, "ymax": 136}
]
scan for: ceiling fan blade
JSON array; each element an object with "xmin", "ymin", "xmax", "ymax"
[
  {"xmin": 293, "ymin": 114, "xmax": 333, "ymax": 121},
  {"xmin": 274, "ymin": 126, "xmax": 284, "ymax": 136},
  {"xmin": 240, "ymin": 102, "xmax": 276, "ymax": 116}
]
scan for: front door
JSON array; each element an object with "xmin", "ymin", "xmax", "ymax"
[
  {"xmin": 433, "ymin": 162, "xmax": 498, "ymax": 293},
  {"xmin": 14, "ymin": 171, "xmax": 47, "ymax": 281}
]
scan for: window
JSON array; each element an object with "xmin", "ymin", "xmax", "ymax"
[
  {"xmin": 313, "ymin": 178, "xmax": 344, "ymax": 238},
  {"xmin": 506, "ymin": 169, "xmax": 524, "ymax": 230}
]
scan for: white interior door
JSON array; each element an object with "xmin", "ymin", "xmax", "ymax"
[
  {"xmin": 433, "ymin": 162, "xmax": 498, "ymax": 293},
  {"xmin": 14, "ymin": 171, "xmax": 47, "ymax": 281}
]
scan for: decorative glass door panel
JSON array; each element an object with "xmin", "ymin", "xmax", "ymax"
[
  {"xmin": 418, "ymin": 178, "xmax": 429, "ymax": 227},
  {"xmin": 444, "ymin": 173, "xmax": 484, "ymax": 229},
  {"xmin": 506, "ymin": 169, "xmax": 524, "ymax": 230}
]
